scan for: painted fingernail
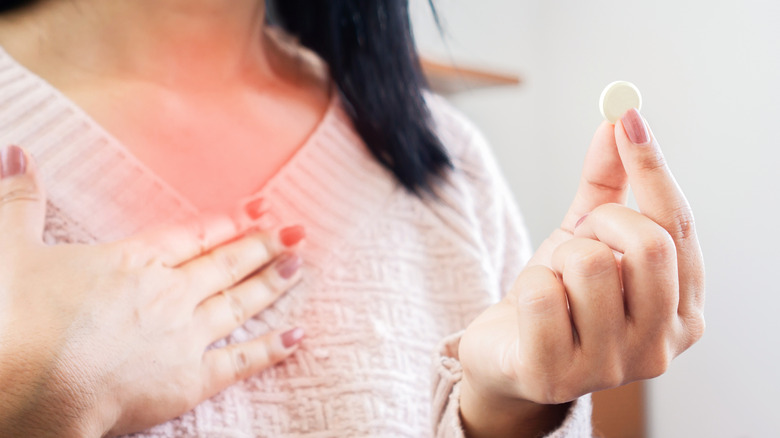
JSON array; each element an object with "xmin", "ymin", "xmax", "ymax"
[
  {"xmin": 281, "ymin": 327, "xmax": 304, "ymax": 348},
  {"xmin": 275, "ymin": 252, "xmax": 302, "ymax": 279},
  {"xmin": 0, "ymin": 145, "xmax": 27, "ymax": 179},
  {"xmin": 279, "ymin": 225, "xmax": 305, "ymax": 247},
  {"xmin": 621, "ymin": 108, "xmax": 651, "ymax": 145},
  {"xmin": 575, "ymin": 214, "xmax": 589, "ymax": 228},
  {"xmin": 244, "ymin": 197, "xmax": 269, "ymax": 221}
]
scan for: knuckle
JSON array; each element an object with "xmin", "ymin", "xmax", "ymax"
[
  {"xmin": 636, "ymin": 149, "xmax": 667, "ymax": 173},
  {"xmin": 223, "ymin": 290, "xmax": 247, "ymax": 325},
  {"xmin": 520, "ymin": 285, "xmax": 562, "ymax": 317},
  {"xmin": 637, "ymin": 232, "xmax": 676, "ymax": 266},
  {"xmin": 567, "ymin": 243, "xmax": 615, "ymax": 278},
  {"xmin": 638, "ymin": 342, "xmax": 673, "ymax": 380},
  {"xmin": 601, "ymin": 359, "xmax": 627, "ymax": 390},
  {"xmin": 514, "ymin": 266, "xmax": 562, "ymax": 313},
  {"xmin": 100, "ymin": 256, "xmax": 146, "ymax": 299},
  {"xmin": 0, "ymin": 185, "xmax": 42, "ymax": 208},
  {"xmin": 668, "ymin": 206, "xmax": 696, "ymax": 242},
  {"xmin": 215, "ymin": 250, "xmax": 241, "ymax": 285},
  {"xmin": 112, "ymin": 239, "xmax": 153, "ymax": 269},
  {"xmin": 230, "ymin": 346, "xmax": 252, "ymax": 381},
  {"xmin": 583, "ymin": 176, "xmax": 627, "ymax": 195},
  {"xmin": 542, "ymin": 379, "xmax": 577, "ymax": 405}
]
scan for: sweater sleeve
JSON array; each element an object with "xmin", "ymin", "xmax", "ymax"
[
  {"xmin": 431, "ymin": 331, "xmax": 593, "ymax": 438},
  {"xmin": 425, "ymin": 95, "xmax": 593, "ymax": 437}
]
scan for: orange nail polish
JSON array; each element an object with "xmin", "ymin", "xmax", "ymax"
[
  {"xmin": 280, "ymin": 225, "xmax": 305, "ymax": 247},
  {"xmin": 244, "ymin": 197, "xmax": 268, "ymax": 221}
]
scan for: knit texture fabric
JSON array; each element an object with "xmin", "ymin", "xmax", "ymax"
[{"xmin": 0, "ymin": 47, "xmax": 592, "ymax": 437}]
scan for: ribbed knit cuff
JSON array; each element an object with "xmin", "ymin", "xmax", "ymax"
[
  {"xmin": 431, "ymin": 331, "xmax": 594, "ymax": 438},
  {"xmin": 432, "ymin": 331, "xmax": 466, "ymax": 438}
]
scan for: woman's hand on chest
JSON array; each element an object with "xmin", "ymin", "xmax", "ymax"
[{"xmin": 0, "ymin": 145, "xmax": 307, "ymax": 437}]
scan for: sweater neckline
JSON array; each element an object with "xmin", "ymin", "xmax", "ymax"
[
  {"xmin": 0, "ymin": 44, "xmax": 400, "ymax": 278},
  {"xmin": 0, "ymin": 45, "xmax": 340, "ymax": 216}
]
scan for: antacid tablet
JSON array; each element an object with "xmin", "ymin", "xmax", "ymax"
[{"xmin": 599, "ymin": 81, "xmax": 642, "ymax": 123}]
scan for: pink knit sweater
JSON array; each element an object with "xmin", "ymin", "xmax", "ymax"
[{"xmin": 0, "ymin": 46, "xmax": 592, "ymax": 437}]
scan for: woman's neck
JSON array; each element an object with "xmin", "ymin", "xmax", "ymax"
[
  {"xmin": 0, "ymin": 0, "xmax": 276, "ymax": 91},
  {"xmin": 0, "ymin": 0, "xmax": 333, "ymax": 214}
]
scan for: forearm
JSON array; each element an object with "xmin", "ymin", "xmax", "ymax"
[{"xmin": 459, "ymin": 376, "xmax": 570, "ymax": 438}]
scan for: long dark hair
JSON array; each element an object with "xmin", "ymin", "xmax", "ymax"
[
  {"xmin": 0, "ymin": 0, "xmax": 452, "ymax": 195},
  {"xmin": 269, "ymin": 0, "xmax": 451, "ymax": 195}
]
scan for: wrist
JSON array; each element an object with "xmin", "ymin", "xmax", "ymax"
[
  {"xmin": 459, "ymin": 376, "xmax": 570, "ymax": 438},
  {"xmin": 0, "ymin": 378, "xmax": 106, "ymax": 438},
  {"xmin": 0, "ymin": 345, "xmax": 106, "ymax": 438}
]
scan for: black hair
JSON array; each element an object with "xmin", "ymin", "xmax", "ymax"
[
  {"xmin": 0, "ymin": 0, "xmax": 452, "ymax": 195},
  {"xmin": 0, "ymin": 0, "xmax": 27, "ymax": 12},
  {"xmin": 268, "ymin": 0, "xmax": 451, "ymax": 195}
]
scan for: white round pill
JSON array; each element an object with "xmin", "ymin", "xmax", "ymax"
[{"xmin": 599, "ymin": 81, "xmax": 642, "ymax": 123}]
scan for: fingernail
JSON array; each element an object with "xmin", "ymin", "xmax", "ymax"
[
  {"xmin": 279, "ymin": 225, "xmax": 305, "ymax": 247},
  {"xmin": 621, "ymin": 108, "xmax": 651, "ymax": 145},
  {"xmin": 244, "ymin": 197, "xmax": 269, "ymax": 221},
  {"xmin": 0, "ymin": 145, "xmax": 27, "ymax": 179},
  {"xmin": 275, "ymin": 252, "xmax": 302, "ymax": 279},
  {"xmin": 280, "ymin": 327, "xmax": 304, "ymax": 348},
  {"xmin": 575, "ymin": 214, "xmax": 588, "ymax": 228}
]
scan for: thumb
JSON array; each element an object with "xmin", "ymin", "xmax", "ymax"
[
  {"xmin": 560, "ymin": 120, "xmax": 629, "ymax": 231},
  {"xmin": 0, "ymin": 145, "xmax": 47, "ymax": 244}
]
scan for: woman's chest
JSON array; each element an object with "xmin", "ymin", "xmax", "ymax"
[{"xmin": 65, "ymin": 83, "xmax": 329, "ymax": 212}]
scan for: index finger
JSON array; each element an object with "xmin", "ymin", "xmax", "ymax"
[
  {"xmin": 561, "ymin": 121, "xmax": 629, "ymax": 232},
  {"xmin": 116, "ymin": 213, "xmax": 242, "ymax": 268},
  {"xmin": 615, "ymin": 109, "xmax": 704, "ymax": 315},
  {"xmin": 115, "ymin": 197, "xmax": 272, "ymax": 267}
]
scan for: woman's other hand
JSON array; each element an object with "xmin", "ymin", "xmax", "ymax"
[
  {"xmin": 458, "ymin": 109, "xmax": 705, "ymax": 437},
  {"xmin": 0, "ymin": 145, "xmax": 306, "ymax": 437}
]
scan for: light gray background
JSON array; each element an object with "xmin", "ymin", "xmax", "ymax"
[{"xmin": 411, "ymin": 1, "xmax": 780, "ymax": 437}]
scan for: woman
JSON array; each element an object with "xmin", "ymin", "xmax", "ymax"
[{"xmin": 0, "ymin": 0, "xmax": 705, "ymax": 437}]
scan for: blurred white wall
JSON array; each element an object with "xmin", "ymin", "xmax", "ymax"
[{"xmin": 412, "ymin": 1, "xmax": 780, "ymax": 437}]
